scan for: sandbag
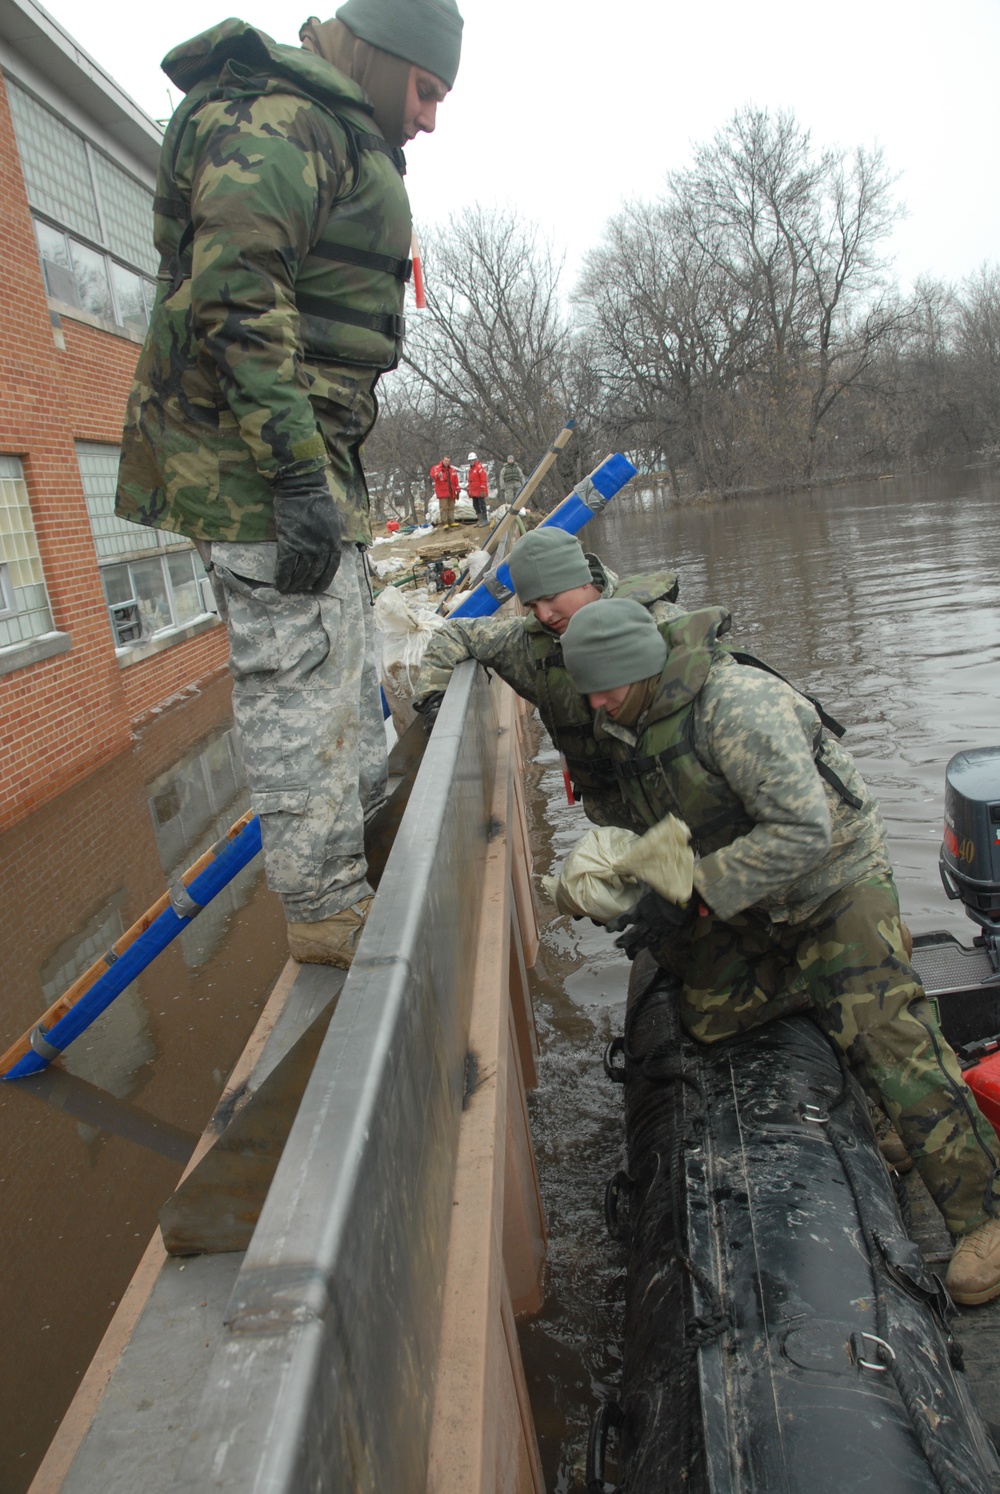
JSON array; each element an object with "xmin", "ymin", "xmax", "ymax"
[
  {"xmin": 375, "ymin": 588, "xmax": 444, "ymax": 735},
  {"xmin": 541, "ymin": 826, "xmax": 644, "ymax": 921}
]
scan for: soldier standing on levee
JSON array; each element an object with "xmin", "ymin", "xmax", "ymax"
[
  {"xmin": 413, "ymin": 527, "xmax": 683, "ymax": 828},
  {"xmin": 559, "ymin": 596, "xmax": 1000, "ymax": 1306},
  {"xmin": 498, "ymin": 454, "xmax": 525, "ymax": 507},
  {"xmin": 115, "ymin": 0, "xmax": 463, "ymax": 967}
]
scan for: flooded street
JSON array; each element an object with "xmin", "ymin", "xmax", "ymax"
[
  {"xmin": 518, "ymin": 464, "xmax": 1000, "ymax": 1490},
  {"xmin": 0, "ymin": 675, "xmax": 287, "ymax": 1493},
  {"xmin": 3, "ymin": 466, "xmax": 1000, "ymax": 1492}
]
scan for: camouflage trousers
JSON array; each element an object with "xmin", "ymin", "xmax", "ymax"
[
  {"xmin": 653, "ymin": 875, "xmax": 1000, "ymax": 1234},
  {"xmin": 207, "ymin": 542, "xmax": 387, "ymax": 923}
]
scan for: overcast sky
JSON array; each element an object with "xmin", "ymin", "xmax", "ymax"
[{"xmin": 53, "ymin": 0, "xmax": 1000, "ymax": 295}]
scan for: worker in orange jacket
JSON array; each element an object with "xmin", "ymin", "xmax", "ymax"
[
  {"xmin": 466, "ymin": 451, "xmax": 489, "ymax": 523},
  {"xmin": 430, "ymin": 456, "xmax": 460, "ymax": 527}
]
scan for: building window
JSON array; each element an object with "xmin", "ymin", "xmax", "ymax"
[
  {"xmin": 0, "ymin": 456, "xmax": 56, "ymax": 650},
  {"xmin": 100, "ymin": 550, "xmax": 208, "ymax": 646},
  {"xmin": 6, "ymin": 76, "xmax": 159, "ymax": 333},
  {"xmin": 77, "ymin": 441, "xmax": 189, "ymax": 561},
  {"xmin": 75, "ymin": 442, "xmax": 211, "ymax": 649},
  {"xmin": 34, "ymin": 219, "xmax": 156, "ymax": 335}
]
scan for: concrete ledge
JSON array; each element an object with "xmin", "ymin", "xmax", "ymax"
[
  {"xmin": 115, "ymin": 613, "xmax": 220, "ymax": 667},
  {"xmin": 0, "ymin": 628, "xmax": 71, "ymax": 676}
]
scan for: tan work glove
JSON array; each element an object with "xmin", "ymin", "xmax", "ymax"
[{"xmin": 611, "ymin": 813, "xmax": 694, "ymax": 906}]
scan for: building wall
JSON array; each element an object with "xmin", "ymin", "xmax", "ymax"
[{"xmin": 0, "ymin": 68, "xmax": 229, "ymax": 833}]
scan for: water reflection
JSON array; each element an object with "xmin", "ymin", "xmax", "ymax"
[
  {"xmin": 0, "ymin": 674, "xmax": 286, "ymax": 1493},
  {"xmin": 521, "ymin": 464, "xmax": 1000, "ymax": 1488}
]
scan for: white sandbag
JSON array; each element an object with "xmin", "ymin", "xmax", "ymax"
[
  {"xmin": 426, "ymin": 494, "xmax": 476, "ymax": 525},
  {"xmin": 369, "ymin": 554, "xmax": 407, "ymax": 578},
  {"xmin": 462, "ymin": 548, "xmax": 491, "ymax": 585},
  {"xmin": 375, "ymin": 587, "xmax": 444, "ymax": 734},
  {"xmin": 612, "ymin": 813, "xmax": 694, "ymax": 905},
  {"xmin": 540, "ymin": 826, "xmax": 644, "ymax": 922}
]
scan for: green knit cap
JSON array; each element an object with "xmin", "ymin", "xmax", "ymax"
[
  {"xmin": 507, "ymin": 528, "xmax": 593, "ymax": 604},
  {"xmin": 335, "ymin": 0, "xmax": 463, "ymax": 87},
  {"xmin": 562, "ymin": 598, "xmax": 667, "ymax": 694}
]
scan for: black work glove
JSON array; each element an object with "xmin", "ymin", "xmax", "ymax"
[
  {"xmin": 413, "ymin": 691, "xmax": 445, "ymax": 732},
  {"xmin": 608, "ymin": 889, "xmax": 700, "ymax": 961},
  {"xmin": 272, "ymin": 469, "xmax": 342, "ymax": 595}
]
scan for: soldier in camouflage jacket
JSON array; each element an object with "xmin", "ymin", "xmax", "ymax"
[
  {"xmin": 114, "ymin": 1, "xmax": 462, "ymax": 967},
  {"xmin": 562, "ymin": 598, "xmax": 1000, "ymax": 1297},
  {"xmin": 414, "ymin": 527, "xmax": 682, "ymax": 829}
]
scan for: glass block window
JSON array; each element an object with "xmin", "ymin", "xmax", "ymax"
[
  {"xmin": 6, "ymin": 79, "xmax": 101, "ymax": 242},
  {"xmin": 76, "ymin": 441, "xmax": 188, "ymax": 561},
  {"xmin": 6, "ymin": 77, "xmax": 159, "ymax": 323},
  {"xmin": 0, "ymin": 455, "xmax": 55, "ymax": 650},
  {"xmin": 90, "ymin": 151, "xmax": 159, "ymax": 276},
  {"xmin": 76, "ymin": 442, "xmax": 209, "ymax": 649}
]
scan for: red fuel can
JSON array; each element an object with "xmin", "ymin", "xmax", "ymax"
[{"xmin": 965, "ymin": 1049, "xmax": 1000, "ymax": 1141}]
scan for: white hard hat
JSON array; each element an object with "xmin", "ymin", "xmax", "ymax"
[{"xmin": 468, "ymin": 451, "xmax": 477, "ymax": 461}]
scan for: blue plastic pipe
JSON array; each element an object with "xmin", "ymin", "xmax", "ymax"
[
  {"xmin": 3, "ymin": 816, "xmax": 263, "ymax": 1080},
  {"xmin": 449, "ymin": 452, "xmax": 637, "ymax": 620}
]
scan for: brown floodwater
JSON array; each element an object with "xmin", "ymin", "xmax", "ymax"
[
  {"xmin": 3, "ymin": 468, "xmax": 1000, "ymax": 1493},
  {"xmin": 517, "ymin": 464, "xmax": 1000, "ymax": 1490},
  {"xmin": 0, "ymin": 673, "xmax": 288, "ymax": 1493}
]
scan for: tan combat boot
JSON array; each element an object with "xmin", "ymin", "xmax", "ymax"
[
  {"xmin": 945, "ymin": 1217, "xmax": 1000, "ymax": 1306},
  {"xmin": 286, "ymin": 897, "xmax": 373, "ymax": 969},
  {"xmin": 871, "ymin": 1106, "xmax": 914, "ymax": 1174},
  {"xmin": 877, "ymin": 1123, "xmax": 914, "ymax": 1174}
]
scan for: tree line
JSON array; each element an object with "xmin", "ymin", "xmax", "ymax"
[{"xmin": 364, "ymin": 106, "xmax": 1000, "ymax": 517}]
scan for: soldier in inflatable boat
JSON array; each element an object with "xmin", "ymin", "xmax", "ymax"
[{"xmin": 558, "ymin": 596, "xmax": 1000, "ymax": 1308}]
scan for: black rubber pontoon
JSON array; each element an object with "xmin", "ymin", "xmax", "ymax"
[{"xmin": 597, "ymin": 954, "xmax": 1000, "ymax": 1494}]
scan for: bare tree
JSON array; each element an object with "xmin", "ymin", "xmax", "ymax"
[
  {"xmin": 954, "ymin": 265, "xmax": 1000, "ymax": 454},
  {"xmin": 577, "ymin": 107, "xmax": 907, "ymax": 489},
  {"xmin": 403, "ymin": 207, "xmax": 584, "ymax": 505}
]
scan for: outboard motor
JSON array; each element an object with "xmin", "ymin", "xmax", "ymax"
[
  {"xmin": 922, "ymin": 747, "xmax": 1000, "ymax": 1146},
  {"xmin": 907, "ymin": 748, "xmax": 1000, "ymax": 1057},
  {"xmin": 940, "ymin": 746, "xmax": 1000, "ymax": 969}
]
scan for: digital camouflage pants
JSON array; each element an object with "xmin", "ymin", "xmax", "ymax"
[
  {"xmin": 207, "ymin": 542, "xmax": 387, "ymax": 923},
  {"xmin": 652, "ymin": 875, "xmax": 1000, "ymax": 1234}
]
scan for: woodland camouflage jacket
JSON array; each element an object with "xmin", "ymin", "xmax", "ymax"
[
  {"xmin": 415, "ymin": 557, "xmax": 682, "ymax": 828},
  {"xmin": 115, "ymin": 21, "xmax": 412, "ymax": 546},
  {"xmin": 594, "ymin": 609, "xmax": 892, "ymax": 923}
]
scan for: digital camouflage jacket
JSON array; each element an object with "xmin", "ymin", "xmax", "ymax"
[
  {"xmin": 594, "ymin": 608, "xmax": 892, "ymax": 924},
  {"xmin": 415, "ymin": 558, "xmax": 682, "ymax": 828},
  {"xmin": 116, "ymin": 20, "xmax": 412, "ymax": 547}
]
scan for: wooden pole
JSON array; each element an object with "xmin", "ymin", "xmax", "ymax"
[{"xmin": 435, "ymin": 419, "xmax": 576, "ymax": 614}]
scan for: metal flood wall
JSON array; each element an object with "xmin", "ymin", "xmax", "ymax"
[{"xmin": 174, "ymin": 662, "xmax": 498, "ymax": 1493}]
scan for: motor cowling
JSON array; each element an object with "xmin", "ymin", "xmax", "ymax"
[{"xmin": 941, "ymin": 747, "xmax": 1000, "ymax": 923}]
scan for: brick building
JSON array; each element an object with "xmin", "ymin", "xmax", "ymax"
[{"xmin": 0, "ymin": 0, "xmax": 229, "ymax": 834}]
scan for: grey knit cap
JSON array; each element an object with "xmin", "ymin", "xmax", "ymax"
[
  {"xmin": 562, "ymin": 598, "xmax": 667, "ymax": 694},
  {"xmin": 335, "ymin": 0, "xmax": 463, "ymax": 87},
  {"xmin": 507, "ymin": 528, "xmax": 593, "ymax": 604}
]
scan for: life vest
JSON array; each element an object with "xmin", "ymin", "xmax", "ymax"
[
  {"xmin": 529, "ymin": 568, "xmax": 680, "ymax": 797},
  {"xmin": 155, "ymin": 21, "xmax": 412, "ymax": 372},
  {"xmin": 602, "ymin": 607, "xmax": 859, "ymax": 853}
]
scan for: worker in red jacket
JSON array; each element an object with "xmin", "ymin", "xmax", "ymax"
[
  {"xmin": 430, "ymin": 456, "xmax": 460, "ymax": 527},
  {"xmin": 466, "ymin": 451, "xmax": 489, "ymax": 523}
]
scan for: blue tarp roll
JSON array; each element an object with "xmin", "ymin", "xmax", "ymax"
[{"xmin": 449, "ymin": 453, "xmax": 637, "ymax": 621}]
